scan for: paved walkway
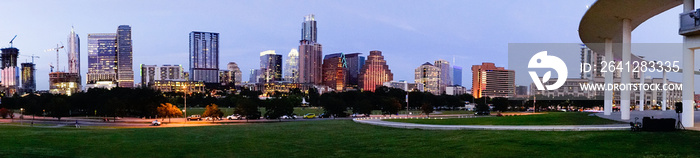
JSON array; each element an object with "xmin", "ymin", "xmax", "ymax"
[
  {"xmin": 353, "ymin": 117, "xmax": 629, "ymax": 131},
  {"xmin": 595, "ymin": 110, "xmax": 700, "ymax": 131}
]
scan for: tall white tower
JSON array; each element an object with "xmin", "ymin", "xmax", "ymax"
[{"xmin": 284, "ymin": 48, "xmax": 299, "ymax": 83}]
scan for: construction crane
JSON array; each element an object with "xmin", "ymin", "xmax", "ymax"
[
  {"xmin": 9, "ymin": 35, "xmax": 16, "ymax": 47},
  {"xmin": 44, "ymin": 44, "xmax": 64, "ymax": 72},
  {"xmin": 20, "ymin": 54, "xmax": 40, "ymax": 63}
]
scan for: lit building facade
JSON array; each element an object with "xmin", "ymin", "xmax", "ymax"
[
  {"xmin": 21, "ymin": 63, "xmax": 35, "ymax": 93},
  {"xmin": 415, "ymin": 62, "xmax": 441, "ymax": 94},
  {"xmin": 358, "ymin": 50, "xmax": 393, "ymax": 92},
  {"xmin": 298, "ymin": 14, "xmax": 323, "ymax": 84},
  {"xmin": 116, "ymin": 25, "xmax": 134, "ymax": 88},
  {"xmin": 284, "ymin": 49, "xmax": 299, "ymax": 83},
  {"xmin": 227, "ymin": 62, "xmax": 242, "ymax": 85},
  {"xmin": 151, "ymin": 80, "xmax": 205, "ymax": 93},
  {"xmin": 141, "ymin": 64, "xmax": 184, "ymax": 87},
  {"xmin": 189, "ymin": 31, "xmax": 219, "ymax": 83},
  {"xmin": 87, "ymin": 33, "xmax": 118, "ymax": 88},
  {"xmin": 383, "ymin": 80, "xmax": 423, "ymax": 92},
  {"xmin": 446, "ymin": 85, "xmax": 467, "ymax": 95},
  {"xmin": 260, "ymin": 50, "xmax": 282, "ymax": 82},
  {"xmin": 49, "ymin": 72, "xmax": 81, "ymax": 96},
  {"xmin": 471, "ymin": 62, "xmax": 515, "ymax": 98},
  {"xmin": 322, "ymin": 53, "xmax": 347, "ymax": 91}
]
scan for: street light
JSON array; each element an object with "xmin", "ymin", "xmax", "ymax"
[
  {"xmin": 20, "ymin": 108, "xmax": 24, "ymax": 125},
  {"xmin": 183, "ymin": 85, "xmax": 187, "ymax": 122}
]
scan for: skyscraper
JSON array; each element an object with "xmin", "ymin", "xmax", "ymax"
[
  {"xmin": 471, "ymin": 62, "xmax": 515, "ymax": 98},
  {"xmin": 415, "ymin": 62, "xmax": 441, "ymax": 94},
  {"xmin": 190, "ymin": 31, "xmax": 219, "ymax": 83},
  {"xmin": 67, "ymin": 27, "xmax": 81, "ymax": 77},
  {"xmin": 452, "ymin": 66, "xmax": 462, "ymax": 86},
  {"xmin": 21, "ymin": 63, "xmax": 35, "ymax": 92},
  {"xmin": 284, "ymin": 49, "xmax": 299, "ymax": 83},
  {"xmin": 86, "ymin": 33, "xmax": 118, "ymax": 88},
  {"xmin": 141, "ymin": 64, "xmax": 157, "ymax": 87},
  {"xmin": 434, "ymin": 59, "xmax": 452, "ymax": 92},
  {"xmin": 358, "ymin": 50, "xmax": 393, "ymax": 92},
  {"xmin": 322, "ymin": 53, "xmax": 347, "ymax": 91},
  {"xmin": 117, "ymin": 25, "xmax": 134, "ymax": 88},
  {"xmin": 260, "ymin": 50, "xmax": 282, "ymax": 82},
  {"xmin": 298, "ymin": 14, "xmax": 323, "ymax": 84},
  {"xmin": 227, "ymin": 62, "xmax": 242, "ymax": 85},
  {"xmin": 344, "ymin": 53, "xmax": 364, "ymax": 89}
]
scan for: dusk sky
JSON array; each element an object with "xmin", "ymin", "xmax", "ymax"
[{"xmin": 1, "ymin": 0, "xmax": 689, "ymax": 90}]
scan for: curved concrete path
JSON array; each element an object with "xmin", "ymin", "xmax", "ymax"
[{"xmin": 353, "ymin": 118, "xmax": 629, "ymax": 131}]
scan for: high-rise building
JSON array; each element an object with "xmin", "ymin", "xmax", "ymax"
[
  {"xmin": 284, "ymin": 49, "xmax": 299, "ymax": 83},
  {"xmin": 67, "ymin": 27, "xmax": 81, "ymax": 85},
  {"xmin": 415, "ymin": 62, "xmax": 440, "ymax": 94},
  {"xmin": 344, "ymin": 53, "xmax": 364, "ymax": 89},
  {"xmin": 358, "ymin": 50, "xmax": 393, "ymax": 92},
  {"xmin": 227, "ymin": 62, "xmax": 242, "ymax": 85},
  {"xmin": 21, "ymin": 63, "xmax": 35, "ymax": 93},
  {"xmin": 516, "ymin": 85, "xmax": 528, "ymax": 96},
  {"xmin": 322, "ymin": 53, "xmax": 347, "ymax": 91},
  {"xmin": 471, "ymin": 62, "xmax": 515, "ymax": 98},
  {"xmin": 434, "ymin": 59, "xmax": 452, "ymax": 93},
  {"xmin": 301, "ymin": 14, "xmax": 317, "ymax": 43},
  {"xmin": 87, "ymin": 33, "xmax": 118, "ymax": 88},
  {"xmin": 190, "ymin": 31, "xmax": 219, "ymax": 83},
  {"xmin": 117, "ymin": 25, "xmax": 134, "ymax": 88},
  {"xmin": 140, "ymin": 64, "xmax": 185, "ymax": 87},
  {"xmin": 298, "ymin": 14, "xmax": 323, "ymax": 84},
  {"xmin": 1, "ymin": 47, "xmax": 20, "ymax": 94},
  {"xmin": 219, "ymin": 70, "xmax": 233, "ymax": 87},
  {"xmin": 140, "ymin": 64, "xmax": 157, "ymax": 87},
  {"xmin": 249, "ymin": 69, "xmax": 262, "ymax": 83},
  {"xmin": 452, "ymin": 66, "xmax": 462, "ymax": 86},
  {"xmin": 260, "ymin": 50, "xmax": 282, "ymax": 82}
]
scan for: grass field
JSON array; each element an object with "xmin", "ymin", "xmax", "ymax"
[
  {"xmin": 386, "ymin": 112, "xmax": 623, "ymax": 125},
  {"xmin": 1, "ymin": 120, "xmax": 700, "ymax": 157}
]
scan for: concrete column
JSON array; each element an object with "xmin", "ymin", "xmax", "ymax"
[
  {"xmin": 639, "ymin": 70, "xmax": 644, "ymax": 111},
  {"xmin": 621, "ymin": 18, "xmax": 631, "ymax": 120},
  {"xmin": 682, "ymin": 46, "xmax": 694, "ymax": 127},
  {"xmin": 662, "ymin": 70, "xmax": 667, "ymax": 111},
  {"xmin": 682, "ymin": 0, "xmax": 695, "ymax": 127},
  {"xmin": 604, "ymin": 38, "xmax": 613, "ymax": 115}
]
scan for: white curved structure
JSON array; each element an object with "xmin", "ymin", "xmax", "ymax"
[{"xmin": 579, "ymin": 0, "xmax": 696, "ymax": 127}]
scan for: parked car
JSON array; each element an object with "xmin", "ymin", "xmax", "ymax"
[
  {"xmin": 352, "ymin": 113, "xmax": 368, "ymax": 118},
  {"xmin": 303, "ymin": 113, "xmax": 316, "ymax": 119},
  {"xmin": 318, "ymin": 113, "xmax": 331, "ymax": 118},
  {"xmin": 474, "ymin": 111, "xmax": 491, "ymax": 116},
  {"xmin": 227, "ymin": 114, "xmax": 243, "ymax": 120},
  {"xmin": 280, "ymin": 115, "xmax": 297, "ymax": 119},
  {"xmin": 187, "ymin": 115, "xmax": 202, "ymax": 121},
  {"xmin": 151, "ymin": 120, "xmax": 161, "ymax": 126},
  {"xmin": 204, "ymin": 117, "xmax": 221, "ymax": 121}
]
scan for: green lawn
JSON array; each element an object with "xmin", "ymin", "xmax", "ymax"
[
  {"xmin": 386, "ymin": 112, "xmax": 623, "ymax": 125},
  {"xmin": 1, "ymin": 120, "xmax": 699, "ymax": 157}
]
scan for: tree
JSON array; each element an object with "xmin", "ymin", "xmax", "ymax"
[
  {"xmin": 421, "ymin": 102, "xmax": 434, "ymax": 117},
  {"xmin": 320, "ymin": 92, "xmax": 348, "ymax": 118},
  {"xmin": 0, "ymin": 108, "xmax": 9, "ymax": 119},
  {"xmin": 492, "ymin": 97, "xmax": 509, "ymax": 112},
  {"xmin": 263, "ymin": 97, "xmax": 294, "ymax": 121},
  {"xmin": 157, "ymin": 103, "xmax": 182, "ymax": 123},
  {"xmin": 202, "ymin": 104, "xmax": 224, "ymax": 121},
  {"xmin": 379, "ymin": 97, "xmax": 402, "ymax": 116},
  {"xmin": 234, "ymin": 98, "xmax": 260, "ymax": 122}
]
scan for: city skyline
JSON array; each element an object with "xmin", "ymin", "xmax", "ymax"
[{"xmin": 6, "ymin": 0, "xmax": 687, "ymax": 91}]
